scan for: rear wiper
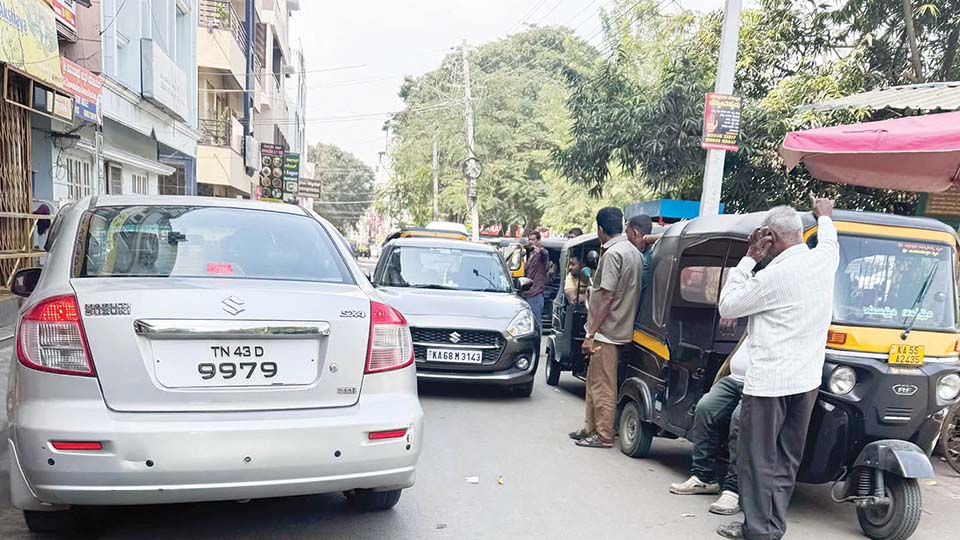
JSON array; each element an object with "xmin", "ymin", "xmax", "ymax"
[{"xmin": 901, "ymin": 260, "xmax": 940, "ymax": 340}]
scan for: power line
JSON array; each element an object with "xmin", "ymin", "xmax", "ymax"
[{"xmin": 100, "ymin": 0, "xmax": 131, "ymax": 36}]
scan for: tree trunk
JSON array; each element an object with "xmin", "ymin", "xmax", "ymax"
[
  {"xmin": 901, "ymin": 0, "xmax": 924, "ymax": 82},
  {"xmin": 941, "ymin": 23, "xmax": 960, "ymax": 80}
]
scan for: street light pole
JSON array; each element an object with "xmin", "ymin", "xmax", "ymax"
[
  {"xmin": 433, "ymin": 129, "xmax": 439, "ymax": 221},
  {"xmin": 698, "ymin": 0, "xmax": 743, "ymax": 216},
  {"xmin": 461, "ymin": 40, "xmax": 479, "ymax": 241}
]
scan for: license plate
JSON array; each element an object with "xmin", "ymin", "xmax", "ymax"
[
  {"xmin": 426, "ymin": 348, "xmax": 483, "ymax": 364},
  {"xmin": 888, "ymin": 344, "xmax": 925, "ymax": 366},
  {"xmin": 153, "ymin": 340, "xmax": 319, "ymax": 388}
]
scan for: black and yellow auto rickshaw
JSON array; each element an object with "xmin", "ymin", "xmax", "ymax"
[
  {"xmin": 497, "ymin": 237, "xmax": 566, "ymax": 332},
  {"xmin": 544, "ymin": 233, "xmax": 600, "ymax": 384},
  {"xmin": 383, "ymin": 227, "xmax": 469, "ymax": 244},
  {"xmin": 617, "ymin": 209, "xmax": 960, "ymax": 540}
]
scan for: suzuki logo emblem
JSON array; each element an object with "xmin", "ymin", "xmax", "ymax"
[
  {"xmin": 222, "ymin": 296, "xmax": 245, "ymax": 316},
  {"xmin": 449, "ymin": 332, "xmax": 462, "ymax": 344},
  {"xmin": 892, "ymin": 384, "xmax": 919, "ymax": 397}
]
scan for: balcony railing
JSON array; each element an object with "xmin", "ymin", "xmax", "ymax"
[
  {"xmin": 200, "ymin": 0, "xmax": 248, "ymax": 54},
  {"xmin": 199, "ymin": 118, "xmax": 232, "ymax": 147}
]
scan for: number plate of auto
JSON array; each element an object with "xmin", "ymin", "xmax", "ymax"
[
  {"xmin": 888, "ymin": 344, "xmax": 925, "ymax": 366},
  {"xmin": 153, "ymin": 340, "xmax": 319, "ymax": 388},
  {"xmin": 426, "ymin": 348, "xmax": 483, "ymax": 364}
]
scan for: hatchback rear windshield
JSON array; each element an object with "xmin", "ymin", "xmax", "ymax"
[{"xmin": 74, "ymin": 206, "xmax": 351, "ymax": 283}]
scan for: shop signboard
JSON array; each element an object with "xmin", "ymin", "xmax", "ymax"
[
  {"xmin": 258, "ymin": 143, "xmax": 285, "ymax": 202},
  {"xmin": 282, "ymin": 152, "xmax": 300, "ymax": 204},
  {"xmin": 60, "ymin": 57, "xmax": 102, "ymax": 124},
  {"xmin": 701, "ymin": 93, "xmax": 742, "ymax": 152},
  {"xmin": 52, "ymin": 0, "xmax": 77, "ymax": 37},
  {"xmin": 141, "ymin": 39, "xmax": 188, "ymax": 122},
  {"xmin": 0, "ymin": 0, "xmax": 64, "ymax": 87},
  {"xmin": 299, "ymin": 178, "xmax": 320, "ymax": 198}
]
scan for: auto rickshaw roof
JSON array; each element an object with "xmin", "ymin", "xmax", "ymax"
[
  {"xmin": 494, "ymin": 237, "xmax": 567, "ymax": 250},
  {"xmin": 668, "ymin": 209, "xmax": 959, "ymax": 243},
  {"xmin": 562, "ymin": 232, "xmax": 599, "ymax": 250}
]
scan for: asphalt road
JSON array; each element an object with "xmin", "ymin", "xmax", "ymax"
[{"xmin": 2, "ymin": 337, "xmax": 960, "ymax": 539}]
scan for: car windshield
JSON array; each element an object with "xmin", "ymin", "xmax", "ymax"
[
  {"xmin": 833, "ymin": 235, "xmax": 957, "ymax": 332},
  {"xmin": 379, "ymin": 245, "xmax": 513, "ymax": 293},
  {"xmin": 75, "ymin": 206, "xmax": 351, "ymax": 283}
]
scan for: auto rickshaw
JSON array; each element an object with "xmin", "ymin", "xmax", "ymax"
[
  {"xmin": 544, "ymin": 233, "xmax": 600, "ymax": 384},
  {"xmin": 617, "ymin": 209, "xmax": 960, "ymax": 540},
  {"xmin": 496, "ymin": 237, "xmax": 565, "ymax": 332}
]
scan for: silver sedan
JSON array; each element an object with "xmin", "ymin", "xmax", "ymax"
[{"xmin": 6, "ymin": 196, "xmax": 423, "ymax": 533}]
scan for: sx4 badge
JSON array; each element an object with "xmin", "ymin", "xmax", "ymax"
[{"xmin": 892, "ymin": 384, "xmax": 919, "ymax": 397}]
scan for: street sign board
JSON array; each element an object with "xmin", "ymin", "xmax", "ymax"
[
  {"xmin": 701, "ymin": 93, "xmax": 742, "ymax": 151},
  {"xmin": 258, "ymin": 143, "xmax": 285, "ymax": 202}
]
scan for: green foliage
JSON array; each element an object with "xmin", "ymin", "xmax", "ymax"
[
  {"xmin": 385, "ymin": 27, "xmax": 600, "ymax": 232},
  {"xmin": 308, "ymin": 143, "xmax": 375, "ymax": 233}
]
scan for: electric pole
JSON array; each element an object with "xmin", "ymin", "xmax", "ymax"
[
  {"xmin": 433, "ymin": 129, "xmax": 439, "ymax": 221},
  {"xmin": 698, "ymin": 0, "xmax": 742, "ymax": 216},
  {"xmin": 461, "ymin": 40, "xmax": 479, "ymax": 241}
]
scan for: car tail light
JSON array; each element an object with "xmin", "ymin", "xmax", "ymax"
[
  {"xmin": 51, "ymin": 441, "xmax": 102, "ymax": 451},
  {"xmin": 17, "ymin": 295, "xmax": 95, "ymax": 376},
  {"xmin": 365, "ymin": 301, "xmax": 413, "ymax": 374},
  {"xmin": 827, "ymin": 330, "xmax": 847, "ymax": 345},
  {"xmin": 368, "ymin": 428, "xmax": 408, "ymax": 440}
]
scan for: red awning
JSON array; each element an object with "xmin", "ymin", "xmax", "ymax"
[{"xmin": 779, "ymin": 111, "xmax": 960, "ymax": 193}]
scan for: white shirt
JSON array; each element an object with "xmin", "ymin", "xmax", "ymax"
[
  {"xmin": 728, "ymin": 339, "xmax": 750, "ymax": 384},
  {"xmin": 718, "ymin": 216, "xmax": 839, "ymax": 397}
]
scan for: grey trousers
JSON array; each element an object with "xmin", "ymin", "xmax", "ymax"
[{"xmin": 739, "ymin": 389, "xmax": 818, "ymax": 540}]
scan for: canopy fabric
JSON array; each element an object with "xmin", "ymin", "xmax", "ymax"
[{"xmin": 779, "ymin": 111, "xmax": 960, "ymax": 193}]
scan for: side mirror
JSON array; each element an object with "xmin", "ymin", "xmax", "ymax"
[
  {"xmin": 585, "ymin": 250, "xmax": 600, "ymax": 270},
  {"xmin": 516, "ymin": 277, "xmax": 533, "ymax": 293},
  {"xmin": 11, "ymin": 267, "xmax": 42, "ymax": 298}
]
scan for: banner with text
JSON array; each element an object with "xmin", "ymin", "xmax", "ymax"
[
  {"xmin": 0, "ymin": 0, "xmax": 64, "ymax": 87},
  {"xmin": 701, "ymin": 93, "xmax": 742, "ymax": 152},
  {"xmin": 258, "ymin": 143, "xmax": 286, "ymax": 202},
  {"xmin": 60, "ymin": 57, "xmax": 102, "ymax": 124}
]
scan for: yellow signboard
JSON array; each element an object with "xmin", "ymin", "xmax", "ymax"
[{"xmin": 0, "ymin": 0, "xmax": 64, "ymax": 88}]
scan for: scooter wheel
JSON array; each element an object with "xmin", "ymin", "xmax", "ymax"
[{"xmin": 856, "ymin": 473, "xmax": 921, "ymax": 540}]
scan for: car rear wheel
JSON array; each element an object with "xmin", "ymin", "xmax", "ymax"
[
  {"xmin": 545, "ymin": 343, "xmax": 561, "ymax": 386},
  {"xmin": 24, "ymin": 509, "xmax": 100, "ymax": 534},
  {"xmin": 347, "ymin": 489, "xmax": 403, "ymax": 511},
  {"xmin": 619, "ymin": 400, "xmax": 654, "ymax": 458},
  {"xmin": 856, "ymin": 473, "xmax": 922, "ymax": 540}
]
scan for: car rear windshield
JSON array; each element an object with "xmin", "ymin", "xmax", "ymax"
[{"xmin": 75, "ymin": 206, "xmax": 351, "ymax": 283}]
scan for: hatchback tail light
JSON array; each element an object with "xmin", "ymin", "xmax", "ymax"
[
  {"xmin": 365, "ymin": 301, "xmax": 413, "ymax": 374},
  {"xmin": 17, "ymin": 295, "xmax": 95, "ymax": 376}
]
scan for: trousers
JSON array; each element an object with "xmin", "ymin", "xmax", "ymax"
[
  {"xmin": 688, "ymin": 376, "xmax": 743, "ymax": 493},
  {"xmin": 582, "ymin": 341, "xmax": 619, "ymax": 442}
]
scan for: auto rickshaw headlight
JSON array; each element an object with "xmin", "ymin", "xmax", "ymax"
[
  {"xmin": 506, "ymin": 309, "xmax": 535, "ymax": 338},
  {"xmin": 937, "ymin": 373, "xmax": 960, "ymax": 401},
  {"xmin": 828, "ymin": 366, "xmax": 857, "ymax": 395}
]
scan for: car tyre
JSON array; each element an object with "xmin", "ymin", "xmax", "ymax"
[
  {"xmin": 545, "ymin": 343, "xmax": 561, "ymax": 387},
  {"xmin": 856, "ymin": 473, "xmax": 922, "ymax": 540},
  {"xmin": 619, "ymin": 400, "xmax": 654, "ymax": 458},
  {"xmin": 347, "ymin": 489, "xmax": 403, "ymax": 511},
  {"xmin": 24, "ymin": 509, "xmax": 100, "ymax": 534}
]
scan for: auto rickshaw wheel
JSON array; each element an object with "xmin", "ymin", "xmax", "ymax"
[
  {"xmin": 855, "ymin": 473, "xmax": 922, "ymax": 540},
  {"xmin": 545, "ymin": 344, "xmax": 561, "ymax": 386},
  {"xmin": 939, "ymin": 402, "xmax": 960, "ymax": 475},
  {"xmin": 618, "ymin": 400, "xmax": 653, "ymax": 458}
]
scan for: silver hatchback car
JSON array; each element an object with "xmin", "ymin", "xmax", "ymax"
[{"xmin": 6, "ymin": 196, "xmax": 423, "ymax": 532}]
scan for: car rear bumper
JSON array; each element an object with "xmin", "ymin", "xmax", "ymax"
[{"xmin": 9, "ymin": 379, "xmax": 423, "ymax": 509}]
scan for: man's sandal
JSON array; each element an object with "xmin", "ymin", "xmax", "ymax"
[{"xmin": 575, "ymin": 434, "xmax": 613, "ymax": 448}]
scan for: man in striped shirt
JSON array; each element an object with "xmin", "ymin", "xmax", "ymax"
[{"xmin": 716, "ymin": 197, "xmax": 839, "ymax": 540}]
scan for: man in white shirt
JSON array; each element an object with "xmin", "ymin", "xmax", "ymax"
[
  {"xmin": 671, "ymin": 324, "xmax": 749, "ymax": 516},
  {"xmin": 716, "ymin": 197, "xmax": 839, "ymax": 540}
]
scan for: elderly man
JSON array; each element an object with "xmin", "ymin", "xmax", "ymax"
[
  {"xmin": 715, "ymin": 197, "xmax": 839, "ymax": 540},
  {"xmin": 569, "ymin": 207, "xmax": 644, "ymax": 449}
]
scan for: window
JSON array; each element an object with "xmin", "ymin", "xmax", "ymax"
[
  {"xmin": 132, "ymin": 173, "xmax": 149, "ymax": 195},
  {"xmin": 679, "ymin": 266, "xmax": 731, "ymax": 305},
  {"xmin": 76, "ymin": 206, "xmax": 351, "ymax": 284},
  {"xmin": 159, "ymin": 168, "xmax": 186, "ymax": 195},
  {"xmin": 108, "ymin": 164, "xmax": 123, "ymax": 194},
  {"xmin": 377, "ymin": 246, "xmax": 512, "ymax": 293},
  {"xmin": 65, "ymin": 156, "xmax": 93, "ymax": 201}
]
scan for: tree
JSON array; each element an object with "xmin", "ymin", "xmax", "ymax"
[
  {"xmin": 308, "ymin": 143, "xmax": 375, "ymax": 234},
  {"xmin": 384, "ymin": 26, "xmax": 600, "ymax": 233}
]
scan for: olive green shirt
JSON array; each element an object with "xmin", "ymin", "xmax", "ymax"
[{"xmin": 588, "ymin": 235, "xmax": 644, "ymax": 344}]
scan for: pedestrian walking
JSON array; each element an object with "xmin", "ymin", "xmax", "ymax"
[
  {"xmin": 670, "ymin": 321, "xmax": 747, "ymax": 516},
  {"xmin": 521, "ymin": 230, "xmax": 548, "ymax": 338},
  {"xmin": 715, "ymin": 197, "xmax": 839, "ymax": 540},
  {"xmin": 569, "ymin": 207, "xmax": 644, "ymax": 449}
]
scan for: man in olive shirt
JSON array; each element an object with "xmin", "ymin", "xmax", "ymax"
[{"xmin": 570, "ymin": 207, "xmax": 644, "ymax": 448}]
